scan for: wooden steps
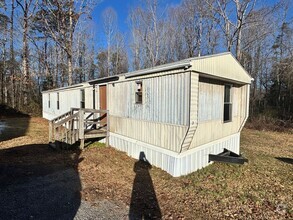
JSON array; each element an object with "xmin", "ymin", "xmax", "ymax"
[{"xmin": 49, "ymin": 108, "xmax": 109, "ymax": 150}]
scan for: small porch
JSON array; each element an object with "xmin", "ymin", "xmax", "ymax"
[{"xmin": 48, "ymin": 108, "xmax": 109, "ymax": 149}]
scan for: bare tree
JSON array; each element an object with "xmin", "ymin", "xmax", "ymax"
[
  {"xmin": 128, "ymin": 7, "xmax": 143, "ymax": 70},
  {"xmin": 207, "ymin": 0, "xmax": 256, "ymax": 60},
  {"xmin": 9, "ymin": 0, "xmax": 16, "ymax": 107},
  {"xmin": 0, "ymin": 1, "xmax": 8, "ymax": 104},
  {"xmin": 34, "ymin": 0, "xmax": 97, "ymax": 85},
  {"xmin": 128, "ymin": 0, "xmax": 168, "ymax": 68},
  {"xmin": 102, "ymin": 7, "xmax": 117, "ymax": 76},
  {"xmin": 180, "ymin": 0, "xmax": 206, "ymax": 57},
  {"xmin": 112, "ymin": 32, "xmax": 128, "ymax": 74},
  {"xmin": 16, "ymin": 0, "xmax": 38, "ymax": 105},
  {"xmin": 97, "ymin": 49, "xmax": 107, "ymax": 78}
]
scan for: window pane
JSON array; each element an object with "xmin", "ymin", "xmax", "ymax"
[
  {"xmin": 224, "ymin": 103, "xmax": 232, "ymax": 122},
  {"xmin": 80, "ymin": 89, "xmax": 85, "ymax": 108},
  {"xmin": 135, "ymin": 92, "xmax": 142, "ymax": 104},
  {"xmin": 57, "ymin": 93, "xmax": 59, "ymax": 110},
  {"xmin": 48, "ymin": 94, "xmax": 50, "ymax": 108},
  {"xmin": 81, "ymin": 90, "xmax": 85, "ymax": 100},
  {"xmin": 224, "ymin": 85, "xmax": 231, "ymax": 103}
]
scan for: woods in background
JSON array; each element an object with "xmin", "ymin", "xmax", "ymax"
[{"xmin": 0, "ymin": 0, "xmax": 292, "ymax": 121}]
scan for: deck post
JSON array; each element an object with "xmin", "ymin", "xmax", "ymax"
[
  {"xmin": 79, "ymin": 109, "xmax": 84, "ymax": 138},
  {"xmin": 80, "ymin": 139, "xmax": 84, "ymax": 150},
  {"xmin": 65, "ymin": 121, "xmax": 68, "ymax": 145},
  {"xmin": 106, "ymin": 110, "xmax": 109, "ymax": 147},
  {"xmin": 79, "ymin": 109, "xmax": 85, "ymax": 150}
]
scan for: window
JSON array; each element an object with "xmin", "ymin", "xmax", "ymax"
[
  {"xmin": 80, "ymin": 89, "xmax": 85, "ymax": 108},
  {"xmin": 135, "ymin": 81, "xmax": 143, "ymax": 104},
  {"xmin": 48, "ymin": 94, "xmax": 50, "ymax": 108},
  {"xmin": 223, "ymin": 85, "xmax": 232, "ymax": 122},
  {"xmin": 57, "ymin": 92, "xmax": 60, "ymax": 110}
]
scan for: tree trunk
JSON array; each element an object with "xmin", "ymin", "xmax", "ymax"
[
  {"xmin": 197, "ymin": 14, "xmax": 203, "ymax": 57},
  {"xmin": 1, "ymin": 29, "xmax": 7, "ymax": 104},
  {"xmin": 68, "ymin": 0, "xmax": 73, "ymax": 85},
  {"xmin": 107, "ymin": 36, "xmax": 111, "ymax": 76},
  {"xmin": 22, "ymin": 1, "xmax": 29, "ymax": 106},
  {"xmin": 10, "ymin": 0, "xmax": 15, "ymax": 108},
  {"xmin": 3, "ymin": 35, "xmax": 7, "ymax": 104},
  {"xmin": 0, "ymin": 62, "xmax": 3, "ymax": 103},
  {"xmin": 1, "ymin": 4, "xmax": 7, "ymax": 104},
  {"xmin": 55, "ymin": 42, "xmax": 59, "ymax": 87},
  {"xmin": 67, "ymin": 53, "xmax": 73, "ymax": 85},
  {"xmin": 236, "ymin": 28, "xmax": 242, "ymax": 60}
]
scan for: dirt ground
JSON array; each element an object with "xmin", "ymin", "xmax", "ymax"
[{"xmin": 0, "ymin": 117, "xmax": 292, "ymax": 219}]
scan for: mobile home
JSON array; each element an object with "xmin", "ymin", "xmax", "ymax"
[{"xmin": 42, "ymin": 52, "xmax": 252, "ymax": 177}]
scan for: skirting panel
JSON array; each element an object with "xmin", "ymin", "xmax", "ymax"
[{"xmin": 109, "ymin": 132, "xmax": 240, "ymax": 177}]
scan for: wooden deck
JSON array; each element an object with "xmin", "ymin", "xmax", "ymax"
[{"xmin": 49, "ymin": 108, "xmax": 109, "ymax": 149}]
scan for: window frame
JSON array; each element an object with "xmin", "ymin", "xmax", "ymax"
[{"xmin": 223, "ymin": 84, "xmax": 232, "ymax": 123}]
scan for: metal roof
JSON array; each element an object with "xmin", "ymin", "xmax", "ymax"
[
  {"xmin": 125, "ymin": 61, "xmax": 192, "ymax": 78},
  {"xmin": 42, "ymin": 75, "xmax": 120, "ymax": 93},
  {"xmin": 41, "ymin": 84, "xmax": 85, "ymax": 94}
]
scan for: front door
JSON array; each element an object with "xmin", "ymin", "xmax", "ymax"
[{"xmin": 99, "ymin": 85, "xmax": 107, "ymax": 124}]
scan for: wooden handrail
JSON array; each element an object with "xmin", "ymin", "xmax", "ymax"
[
  {"xmin": 54, "ymin": 112, "xmax": 79, "ymax": 127},
  {"xmin": 49, "ymin": 108, "xmax": 109, "ymax": 149},
  {"xmin": 71, "ymin": 107, "xmax": 108, "ymax": 114},
  {"xmin": 50, "ymin": 110, "xmax": 71, "ymax": 123}
]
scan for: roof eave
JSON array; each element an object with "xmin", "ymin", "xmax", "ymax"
[
  {"xmin": 125, "ymin": 62, "xmax": 192, "ymax": 79},
  {"xmin": 194, "ymin": 71, "xmax": 252, "ymax": 84},
  {"xmin": 41, "ymin": 84, "xmax": 85, "ymax": 94},
  {"xmin": 88, "ymin": 75, "xmax": 119, "ymax": 85}
]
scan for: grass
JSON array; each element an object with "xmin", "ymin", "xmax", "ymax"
[{"xmin": 0, "ymin": 117, "xmax": 292, "ymax": 219}]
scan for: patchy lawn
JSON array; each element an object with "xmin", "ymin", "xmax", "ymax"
[{"xmin": 0, "ymin": 117, "xmax": 292, "ymax": 219}]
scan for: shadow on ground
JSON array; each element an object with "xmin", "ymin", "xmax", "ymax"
[
  {"xmin": 275, "ymin": 157, "xmax": 293, "ymax": 164},
  {"xmin": 0, "ymin": 144, "xmax": 82, "ymax": 219},
  {"xmin": 129, "ymin": 152, "xmax": 162, "ymax": 219},
  {"xmin": 0, "ymin": 104, "xmax": 30, "ymax": 142}
]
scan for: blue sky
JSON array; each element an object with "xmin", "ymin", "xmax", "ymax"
[
  {"xmin": 92, "ymin": 0, "xmax": 181, "ymax": 46},
  {"xmin": 91, "ymin": 0, "xmax": 293, "ymax": 47},
  {"xmin": 92, "ymin": 0, "xmax": 182, "ymax": 32}
]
